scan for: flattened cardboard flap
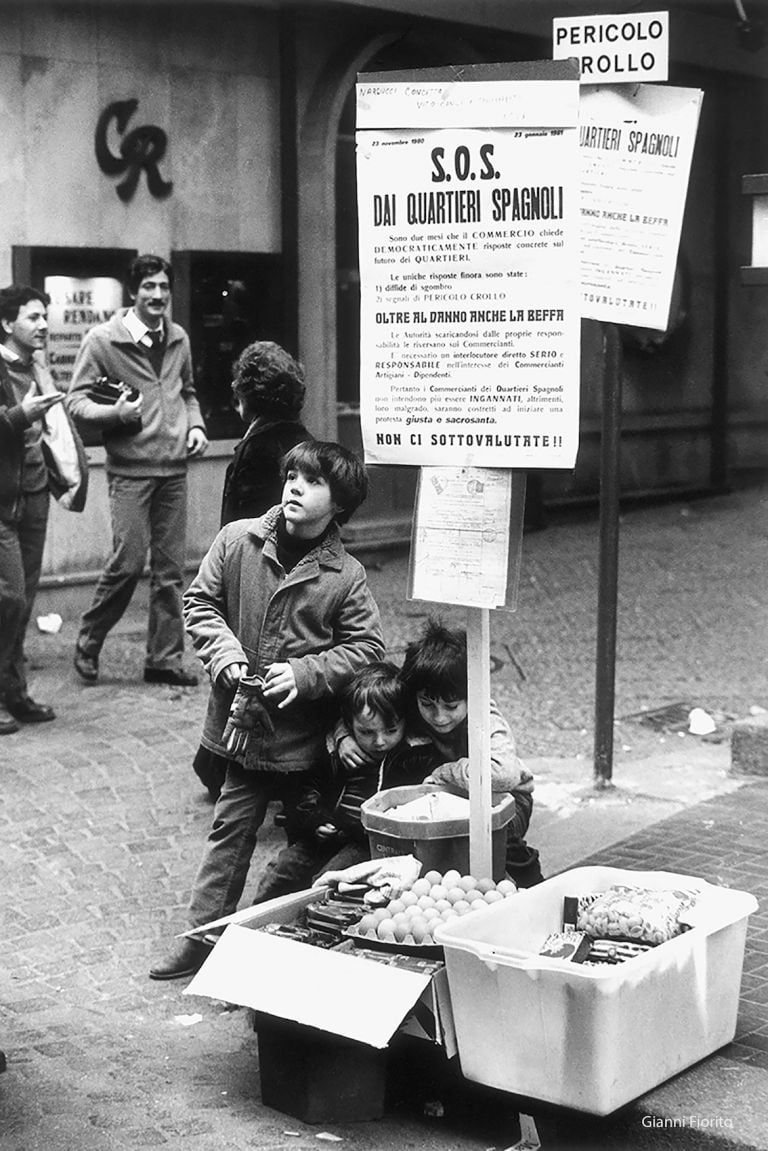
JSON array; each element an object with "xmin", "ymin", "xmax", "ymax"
[{"xmin": 185, "ymin": 924, "xmax": 433, "ymax": 1048}]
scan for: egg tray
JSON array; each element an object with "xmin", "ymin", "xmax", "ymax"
[{"xmin": 342, "ymin": 924, "xmax": 443, "ymax": 959}]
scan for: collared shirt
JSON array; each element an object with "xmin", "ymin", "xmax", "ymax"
[{"xmin": 123, "ymin": 308, "xmax": 164, "ymax": 350}]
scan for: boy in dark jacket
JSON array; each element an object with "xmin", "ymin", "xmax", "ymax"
[
  {"xmin": 251, "ymin": 662, "xmax": 406, "ymax": 902},
  {"xmin": 149, "ymin": 441, "xmax": 384, "ymax": 979},
  {"xmin": 194, "ymin": 340, "xmax": 312, "ymax": 800}
]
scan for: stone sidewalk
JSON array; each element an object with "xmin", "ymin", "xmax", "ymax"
[{"xmin": 0, "ymin": 481, "xmax": 766, "ymax": 1149}]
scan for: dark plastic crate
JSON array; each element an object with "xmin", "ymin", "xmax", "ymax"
[{"xmin": 254, "ymin": 1013, "xmax": 387, "ymax": 1124}]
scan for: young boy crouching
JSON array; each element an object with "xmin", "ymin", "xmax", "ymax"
[
  {"xmin": 338, "ymin": 618, "xmax": 543, "ymax": 888},
  {"xmin": 251, "ymin": 661, "xmax": 407, "ymax": 903}
]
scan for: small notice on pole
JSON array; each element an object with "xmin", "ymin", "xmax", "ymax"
[{"xmin": 408, "ymin": 466, "xmax": 525, "ymax": 610}]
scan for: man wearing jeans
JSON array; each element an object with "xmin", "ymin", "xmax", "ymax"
[
  {"xmin": 0, "ymin": 287, "xmax": 79, "ymax": 733},
  {"xmin": 68, "ymin": 254, "xmax": 208, "ymax": 686}
]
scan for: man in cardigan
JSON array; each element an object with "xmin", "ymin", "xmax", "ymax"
[{"xmin": 68, "ymin": 255, "xmax": 208, "ymax": 686}]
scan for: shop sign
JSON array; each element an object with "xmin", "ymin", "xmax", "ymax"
[{"xmin": 95, "ymin": 99, "xmax": 173, "ymax": 202}]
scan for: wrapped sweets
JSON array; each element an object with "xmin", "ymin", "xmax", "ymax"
[{"xmin": 575, "ymin": 885, "xmax": 699, "ymax": 945}]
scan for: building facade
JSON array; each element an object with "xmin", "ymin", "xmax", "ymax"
[{"xmin": 0, "ymin": 0, "xmax": 766, "ymax": 601}]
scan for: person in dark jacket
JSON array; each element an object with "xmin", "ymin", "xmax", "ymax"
[
  {"xmin": 220, "ymin": 340, "xmax": 311, "ymax": 526},
  {"xmin": 0, "ymin": 286, "xmax": 87, "ymax": 734},
  {"xmin": 149, "ymin": 440, "xmax": 384, "ymax": 980},
  {"xmin": 193, "ymin": 340, "xmax": 312, "ymax": 800}
]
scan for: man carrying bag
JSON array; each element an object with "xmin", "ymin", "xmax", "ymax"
[{"xmin": 0, "ymin": 285, "xmax": 88, "ymax": 735}]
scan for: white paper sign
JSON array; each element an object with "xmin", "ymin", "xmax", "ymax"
[
  {"xmin": 357, "ymin": 79, "xmax": 578, "ymax": 130},
  {"xmin": 356, "ymin": 79, "xmax": 581, "ymax": 469},
  {"xmin": 578, "ymin": 84, "xmax": 703, "ymax": 329},
  {"xmin": 408, "ymin": 467, "xmax": 514, "ymax": 609},
  {"xmin": 553, "ymin": 11, "xmax": 669, "ymax": 84},
  {"xmin": 45, "ymin": 275, "xmax": 122, "ymax": 387}
]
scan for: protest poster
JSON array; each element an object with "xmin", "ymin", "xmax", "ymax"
[
  {"xmin": 356, "ymin": 68, "xmax": 581, "ymax": 469},
  {"xmin": 578, "ymin": 83, "xmax": 703, "ymax": 330},
  {"xmin": 45, "ymin": 275, "xmax": 123, "ymax": 387}
]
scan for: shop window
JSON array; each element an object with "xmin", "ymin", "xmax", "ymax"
[
  {"xmin": 13, "ymin": 247, "xmax": 135, "ymax": 390},
  {"xmin": 172, "ymin": 251, "xmax": 286, "ymax": 440},
  {"xmin": 13, "ymin": 245, "xmax": 135, "ymax": 445}
]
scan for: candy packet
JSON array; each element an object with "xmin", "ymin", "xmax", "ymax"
[{"xmin": 575, "ymin": 884, "xmax": 699, "ymax": 945}]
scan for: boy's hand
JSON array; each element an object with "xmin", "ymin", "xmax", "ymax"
[
  {"xmin": 217, "ymin": 662, "xmax": 249, "ymax": 691},
  {"xmin": 315, "ymin": 822, "xmax": 338, "ymax": 841},
  {"xmin": 262, "ymin": 662, "xmax": 297, "ymax": 708},
  {"xmin": 338, "ymin": 734, "xmax": 377, "ymax": 770},
  {"xmin": 222, "ymin": 673, "xmax": 274, "ymax": 756}
]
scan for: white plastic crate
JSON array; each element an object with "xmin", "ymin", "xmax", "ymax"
[{"xmin": 433, "ymin": 866, "xmax": 758, "ymax": 1114}]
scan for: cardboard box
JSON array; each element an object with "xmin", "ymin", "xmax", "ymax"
[
  {"xmin": 186, "ymin": 890, "xmax": 456, "ymax": 1055},
  {"xmin": 434, "ymin": 866, "xmax": 758, "ymax": 1115}
]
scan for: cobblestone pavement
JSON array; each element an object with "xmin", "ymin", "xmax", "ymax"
[{"xmin": 0, "ymin": 481, "xmax": 766, "ymax": 1150}]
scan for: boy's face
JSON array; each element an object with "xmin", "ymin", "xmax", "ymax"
[
  {"xmin": 416, "ymin": 692, "xmax": 468, "ymax": 736},
  {"xmin": 281, "ymin": 467, "xmax": 341, "ymax": 538},
  {"xmin": 351, "ymin": 707, "xmax": 405, "ymax": 761}
]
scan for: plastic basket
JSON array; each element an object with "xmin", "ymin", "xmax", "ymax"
[{"xmin": 361, "ymin": 784, "xmax": 518, "ymax": 881}]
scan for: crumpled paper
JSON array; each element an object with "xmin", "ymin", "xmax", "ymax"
[
  {"xmin": 37, "ymin": 613, "xmax": 63, "ymax": 634},
  {"xmin": 688, "ymin": 707, "xmax": 716, "ymax": 735}
]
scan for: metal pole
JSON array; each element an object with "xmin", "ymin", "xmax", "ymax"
[
  {"xmin": 467, "ymin": 606, "xmax": 493, "ymax": 878},
  {"xmin": 593, "ymin": 322, "xmax": 622, "ymax": 788}
]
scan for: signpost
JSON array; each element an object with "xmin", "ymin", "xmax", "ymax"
[
  {"xmin": 357, "ymin": 61, "xmax": 581, "ymax": 876},
  {"xmin": 355, "ymin": 31, "xmax": 702, "ymax": 858},
  {"xmin": 559, "ymin": 16, "xmax": 702, "ymax": 785}
]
